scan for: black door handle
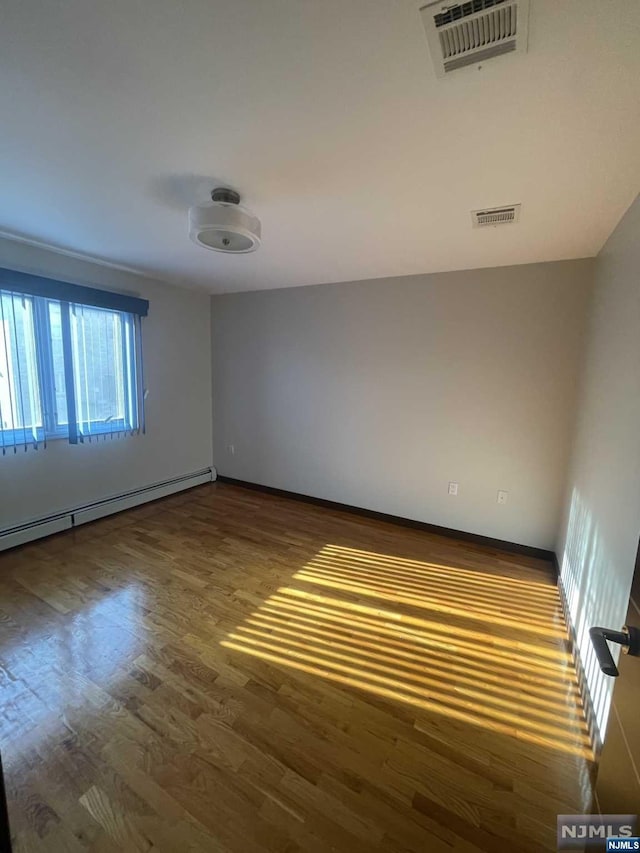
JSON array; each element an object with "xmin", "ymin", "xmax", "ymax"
[{"xmin": 589, "ymin": 625, "xmax": 640, "ymax": 677}]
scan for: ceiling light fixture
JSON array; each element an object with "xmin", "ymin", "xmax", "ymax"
[{"xmin": 188, "ymin": 188, "xmax": 261, "ymax": 253}]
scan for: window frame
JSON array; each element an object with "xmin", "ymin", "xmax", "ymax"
[
  {"xmin": 33, "ymin": 296, "xmax": 65, "ymax": 439},
  {"xmin": 1, "ymin": 292, "xmax": 140, "ymax": 445},
  {"xmin": 65, "ymin": 301, "xmax": 139, "ymax": 440},
  {"xmin": 0, "ymin": 290, "xmax": 44, "ymax": 444}
]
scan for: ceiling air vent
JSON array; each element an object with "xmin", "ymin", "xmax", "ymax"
[
  {"xmin": 420, "ymin": 0, "xmax": 530, "ymax": 78},
  {"xmin": 471, "ymin": 204, "xmax": 521, "ymax": 228}
]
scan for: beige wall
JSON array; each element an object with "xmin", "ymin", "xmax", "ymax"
[
  {"xmin": 212, "ymin": 259, "xmax": 593, "ymax": 550},
  {"xmin": 0, "ymin": 238, "xmax": 213, "ymax": 530},
  {"xmin": 557, "ymin": 195, "xmax": 640, "ymax": 738}
]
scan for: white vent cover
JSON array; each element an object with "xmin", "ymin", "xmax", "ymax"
[
  {"xmin": 471, "ymin": 204, "xmax": 521, "ymax": 227},
  {"xmin": 420, "ymin": 0, "xmax": 530, "ymax": 77}
]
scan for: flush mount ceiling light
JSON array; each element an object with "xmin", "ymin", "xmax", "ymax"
[{"xmin": 188, "ymin": 188, "xmax": 261, "ymax": 253}]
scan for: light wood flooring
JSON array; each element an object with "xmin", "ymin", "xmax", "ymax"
[{"xmin": 0, "ymin": 483, "xmax": 594, "ymax": 852}]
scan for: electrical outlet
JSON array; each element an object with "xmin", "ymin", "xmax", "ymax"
[
  {"xmin": 448, "ymin": 482, "xmax": 459, "ymax": 496},
  {"xmin": 227, "ymin": 444, "xmax": 235, "ymax": 455},
  {"xmin": 497, "ymin": 490, "xmax": 508, "ymax": 505}
]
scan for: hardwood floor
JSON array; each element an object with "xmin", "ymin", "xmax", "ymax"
[{"xmin": 0, "ymin": 483, "xmax": 594, "ymax": 852}]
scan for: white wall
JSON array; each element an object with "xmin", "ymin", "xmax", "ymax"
[
  {"xmin": 557, "ymin": 195, "xmax": 640, "ymax": 737},
  {"xmin": 212, "ymin": 259, "xmax": 593, "ymax": 551},
  {"xmin": 0, "ymin": 238, "xmax": 212, "ymax": 530}
]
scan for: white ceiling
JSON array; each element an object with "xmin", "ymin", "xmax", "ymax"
[{"xmin": 1, "ymin": 0, "xmax": 639, "ymax": 293}]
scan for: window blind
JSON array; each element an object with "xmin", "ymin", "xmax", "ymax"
[
  {"xmin": 0, "ymin": 268, "xmax": 149, "ymax": 316},
  {"xmin": 0, "ymin": 268, "xmax": 147, "ymax": 453}
]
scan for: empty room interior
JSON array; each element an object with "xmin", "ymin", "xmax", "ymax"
[{"xmin": 1, "ymin": 1, "xmax": 639, "ymax": 851}]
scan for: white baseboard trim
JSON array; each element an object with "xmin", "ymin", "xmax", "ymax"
[{"xmin": 0, "ymin": 468, "xmax": 213, "ymax": 552}]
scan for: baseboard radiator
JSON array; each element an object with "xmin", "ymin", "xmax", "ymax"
[{"xmin": 0, "ymin": 468, "xmax": 214, "ymax": 552}]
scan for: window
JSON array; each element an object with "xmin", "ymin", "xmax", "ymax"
[
  {"xmin": 0, "ymin": 292, "xmax": 43, "ymax": 446},
  {"xmin": 0, "ymin": 268, "xmax": 148, "ymax": 454}
]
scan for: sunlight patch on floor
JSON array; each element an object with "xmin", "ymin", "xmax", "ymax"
[{"xmin": 221, "ymin": 544, "xmax": 594, "ymax": 760}]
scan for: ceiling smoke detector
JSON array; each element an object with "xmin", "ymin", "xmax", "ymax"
[
  {"xmin": 420, "ymin": 0, "xmax": 530, "ymax": 78},
  {"xmin": 189, "ymin": 188, "xmax": 261, "ymax": 253}
]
